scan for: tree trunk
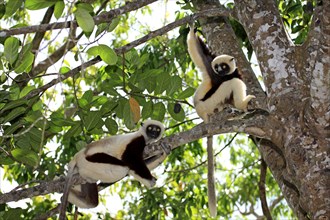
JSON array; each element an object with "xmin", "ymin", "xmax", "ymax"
[{"xmin": 193, "ymin": 0, "xmax": 330, "ymax": 219}]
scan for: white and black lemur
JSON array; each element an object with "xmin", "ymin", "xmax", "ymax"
[
  {"xmin": 66, "ymin": 119, "xmax": 165, "ymax": 209},
  {"xmin": 187, "ymin": 25, "xmax": 255, "ymax": 217}
]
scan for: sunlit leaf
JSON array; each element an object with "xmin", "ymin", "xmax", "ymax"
[
  {"xmin": 5, "ymin": 0, "xmax": 22, "ymax": 17},
  {"xmin": 75, "ymin": 7, "xmax": 95, "ymax": 33},
  {"xmin": 4, "ymin": 37, "xmax": 19, "ymax": 65},
  {"xmin": 108, "ymin": 17, "xmax": 120, "ymax": 32},
  {"xmin": 54, "ymin": 1, "xmax": 64, "ymax": 19},
  {"xmin": 87, "ymin": 45, "xmax": 118, "ymax": 65},
  {"xmin": 177, "ymin": 87, "xmax": 195, "ymax": 99},
  {"xmin": 11, "ymin": 148, "xmax": 39, "ymax": 167},
  {"xmin": 19, "ymin": 86, "xmax": 35, "ymax": 98},
  {"xmin": 25, "ymin": 0, "xmax": 57, "ymax": 10}
]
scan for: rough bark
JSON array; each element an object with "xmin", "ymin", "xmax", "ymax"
[{"xmin": 190, "ymin": 0, "xmax": 330, "ymax": 219}]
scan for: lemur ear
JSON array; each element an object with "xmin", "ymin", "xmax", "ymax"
[
  {"xmin": 140, "ymin": 122, "xmax": 144, "ymax": 126},
  {"xmin": 230, "ymin": 57, "xmax": 235, "ymax": 62}
]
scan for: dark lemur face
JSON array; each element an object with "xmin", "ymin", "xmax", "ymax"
[
  {"xmin": 214, "ymin": 63, "xmax": 230, "ymax": 76},
  {"xmin": 146, "ymin": 125, "xmax": 162, "ymax": 139},
  {"xmin": 211, "ymin": 55, "xmax": 237, "ymax": 76}
]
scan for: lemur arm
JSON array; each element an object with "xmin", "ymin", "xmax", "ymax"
[{"xmin": 187, "ymin": 25, "xmax": 216, "ymax": 79}]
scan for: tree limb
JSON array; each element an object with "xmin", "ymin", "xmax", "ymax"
[{"xmin": 0, "ymin": 109, "xmax": 269, "ymax": 204}]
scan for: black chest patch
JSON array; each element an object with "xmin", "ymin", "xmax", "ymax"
[
  {"xmin": 201, "ymin": 68, "xmax": 242, "ymax": 101},
  {"xmin": 86, "ymin": 153, "xmax": 126, "ymax": 166},
  {"xmin": 121, "ymin": 135, "xmax": 146, "ymax": 164}
]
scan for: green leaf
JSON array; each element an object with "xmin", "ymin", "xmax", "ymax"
[
  {"xmin": 104, "ymin": 118, "xmax": 118, "ymax": 135},
  {"xmin": 123, "ymin": 101, "xmax": 135, "ymax": 130},
  {"xmin": 143, "ymin": 77, "xmax": 157, "ymax": 93},
  {"xmin": 60, "ymin": 66, "xmax": 70, "ymax": 73},
  {"xmin": 87, "ymin": 44, "xmax": 117, "ymax": 65},
  {"xmin": 100, "ymin": 100, "xmax": 118, "ymax": 116},
  {"xmin": 108, "ymin": 17, "xmax": 120, "ymax": 32},
  {"xmin": 155, "ymin": 73, "xmax": 171, "ymax": 95},
  {"xmin": 77, "ymin": 3, "xmax": 94, "ymax": 12},
  {"xmin": 3, "ymin": 107, "xmax": 25, "ymax": 123},
  {"xmin": 19, "ymin": 86, "xmax": 35, "ymax": 98},
  {"xmin": 11, "ymin": 148, "xmax": 39, "ymax": 167},
  {"xmin": 142, "ymin": 101, "xmax": 153, "ymax": 119},
  {"xmin": 1, "ymin": 208, "xmax": 23, "ymax": 219},
  {"xmin": 54, "ymin": 1, "xmax": 64, "ymax": 19},
  {"xmin": 14, "ymin": 46, "xmax": 34, "ymax": 73},
  {"xmin": 177, "ymin": 87, "xmax": 195, "ymax": 99},
  {"xmin": 75, "ymin": 7, "xmax": 95, "ymax": 33},
  {"xmin": 152, "ymin": 102, "xmax": 166, "ymax": 121},
  {"xmin": 25, "ymin": 0, "xmax": 57, "ymax": 10},
  {"xmin": 3, "ymin": 121, "xmax": 22, "ymax": 136},
  {"xmin": 0, "ymin": 99, "xmax": 27, "ymax": 113},
  {"xmin": 167, "ymin": 76, "xmax": 182, "ymax": 95},
  {"xmin": 32, "ymin": 100, "xmax": 43, "ymax": 111},
  {"xmin": 63, "ymin": 123, "xmax": 82, "ymax": 139},
  {"xmin": 0, "ymin": 155, "xmax": 14, "ymax": 165},
  {"xmin": 84, "ymin": 111, "xmax": 103, "ymax": 131},
  {"xmin": 82, "ymin": 90, "xmax": 94, "ymax": 103},
  {"xmin": 5, "ymin": 0, "xmax": 22, "ymax": 17},
  {"xmin": 168, "ymin": 102, "xmax": 185, "ymax": 121},
  {"xmin": 114, "ymin": 98, "xmax": 127, "ymax": 119},
  {"xmin": 0, "ymin": 4, "xmax": 5, "ymax": 19},
  {"xmin": 4, "ymin": 37, "xmax": 20, "ymax": 65},
  {"xmin": 95, "ymin": 23, "xmax": 108, "ymax": 37}
]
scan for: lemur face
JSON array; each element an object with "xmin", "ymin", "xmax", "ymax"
[
  {"xmin": 211, "ymin": 55, "xmax": 236, "ymax": 76},
  {"xmin": 214, "ymin": 63, "xmax": 230, "ymax": 75},
  {"xmin": 146, "ymin": 125, "xmax": 162, "ymax": 139}
]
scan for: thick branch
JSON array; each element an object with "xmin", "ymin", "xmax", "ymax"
[
  {"xmin": 304, "ymin": 2, "xmax": 330, "ymax": 135},
  {"xmin": 0, "ymin": 110, "xmax": 269, "ymax": 204},
  {"xmin": 234, "ymin": 0, "xmax": 295, "ymax": 100}
]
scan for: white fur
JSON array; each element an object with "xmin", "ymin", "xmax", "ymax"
[
  {"xmin": 187, "ymin": 28, "xmax": 210, "ymax": 80},
  {"xmin": 194, "ymin": 78, "xmax": 255, "ymax": 121},
  {"xmin": 67, "ymin": 120, "xmax": 164, "ymax": 207},
  {"xmin": 187, "ymin": 28, "xmax": 255, "ymax": 121},
  {"xmin": 69, "ymin": 119, "xmax": 164, "ymax": 183},
  {"xmin": 68, "ymin": 185, "xmax": 95, "ymax": 209}
]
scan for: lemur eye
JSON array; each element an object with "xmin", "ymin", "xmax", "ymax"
[
  {"xmin": 157, "ymin": 128, "xmax": 160, "ymax": 132},
  {"xmin": 148, "ymin": 126, "xmax": 152, "ymax": 130}
]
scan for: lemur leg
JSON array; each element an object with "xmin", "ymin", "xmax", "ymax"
[
  {"xmin": 68, "ymin": 183, "xmax": 99, "ymax": 208},
  {"xmin": 232, "ymin": 82, "xmax": 255, "ymax": 111},
  {"xmin": 127, "ymin": 159, "xmax": 157, "ymax": 188}
]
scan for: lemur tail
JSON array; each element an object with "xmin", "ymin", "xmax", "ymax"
[{"xmin": 207, "ymin": 135, "xmax": 217, "ymax": 217}]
